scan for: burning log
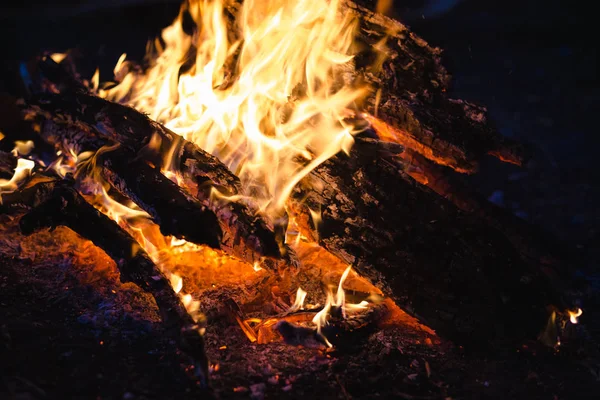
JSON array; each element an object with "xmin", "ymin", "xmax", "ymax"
[
  {"xmin": 22, "ymin": 92, "xmax": 283, "ymax": 264},
  {"xmin": 96, "ymin": 148, "xmax": 222, "ymax": 248},
  {"xmin": 392, "ymin": 148, "xmax": 577, "ymax": 273},
  {"xmin": 1, "ymin": 153, "xmax": 209, "ymax": 385},
  {"xmin": 345, "ymin": 0, "xmax": 527, "ymax": 172},
  {"xmin": 291, "ymin": 138, "xmax": 577, "ymax": 348},
  {"xmin": 5, "ymin": 0, "xmax": 571, "ymax": 352},
  {"xmin": 214, "ymin": 0, "xmax": 526, "ymax": 173}
]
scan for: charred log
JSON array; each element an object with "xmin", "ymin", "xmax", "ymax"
[
  {"xmin": 97, "ymin": 148, "xmax": 223, "ymax": 248},
  {"xmin": 22, "ymin": 92, "xmax": 282, "ymax": 263},
  {"xmin": 15, "ymin": 177, "xmax": 209, "ymax": 385},
  {"xmin": 345, "ymin": 0, "xmax": 527, "ymax": 172},
  {"xmin": 291, "ymin": 139, "xmax": 576, "ymax": 349},
  {"xmin": 394, "ymin": 148, "xmax": 578, "ymax": 273}
]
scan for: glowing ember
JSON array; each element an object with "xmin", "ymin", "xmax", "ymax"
[{"xmin": 98, "ymin": 0, "xmax": 367, "ymax": 218}]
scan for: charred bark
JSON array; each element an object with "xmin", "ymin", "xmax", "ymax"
[
  {"xmin": 291, "ymin": 139, "xmax": 575, "ymax": 348},
  {"xmin": 1, "ymin": 153, "xmax": 209, "ymax": 385},
  {"xmin": 344, "ymin": 0, "xmax": 527, "ymax": 172},
  {"xmin": 98, "ymin": 148, "xmax": 222, "ymax": 248},
  {"xmin": 23, "ymin": 92, "xmax": 282, "ymax": 263},
  {"xmin": 15, "ymin": 178, "xmax": 209, "ymax": 386}
]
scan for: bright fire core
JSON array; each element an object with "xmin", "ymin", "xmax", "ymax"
[
  {"xmin": 97, "ymin": 0, "xmax": 367, "ymax": 217},
  {"xmin": 86, "ymin": 0, "xmax": 374, "ymax": 343}
]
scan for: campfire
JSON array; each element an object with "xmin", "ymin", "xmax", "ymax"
[{"xmin": 0, "ymin": 0, "xmax": 589, "ymax": 398}]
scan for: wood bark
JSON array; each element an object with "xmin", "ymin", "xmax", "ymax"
[
  {"xmin": 213, "ymin": 0, "xmax": 526, "ymax": 173},
  {"xmin": 23, "ymin": 92, "xmax": 283, "ymax": 264},
  {"xmin": 97, "ymin": 148, "xmax": 222, "ymax": 248},
  {"xmin": 1, "ymin": 152, "xmax": 209, "ymax": 385},
  {"xmin": 290, "ymin": 139, "xmax": 576, "ymax": 348},
  {"xmin": 345, "ymin": 0, "xmax": 527, "ymax": 172}
]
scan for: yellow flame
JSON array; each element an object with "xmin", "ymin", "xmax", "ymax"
[
  {"xmin": 170, "ymin": 273, "xmax": 184, "ymax": 294},
  {"xmin": 99, "ymin": 0, "xmax": 367, "ymax": 218},
  {"xmin": 0, "ymin": 158, "xmax": 35, "ymax": 202},
  {"xmin": 11, "ymin": 140, "xmax": 35, "ymax": 157},
  {"xmin": 252, "ymin": 261, "xmax": 263, "ymax": 272},
  {"xmin": 311, "ymin": 266, "xmax": 367, "ymax": 347},
  {"xmin": 289, "ymin": 287, "xmax": 307, "ymax": 312},
  {"xmin": 568, "ymin": 308, "xmax": 582, "ymax": 324},
  {"xmin": 50, "ymin": 53, "xmax": 67, "ymax": 63}
]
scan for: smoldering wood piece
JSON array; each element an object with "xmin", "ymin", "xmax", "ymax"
[
  {"xmin": 291, "ymin": 140, "xmax": 577, "ymax": 348},
  {"xmin": 344, "ymin": 0, "xmax": 527, "ymax": 172},
  {"xmin": 395, "ymin": 149, "xmax": 578, "ymax": 275},
  {"xmin": 271, "ymin": 302, "xmax": 388, "ymax": 348},
  {"xmin": 224, "ymin": 298, "xmax": 258, "ymax": 342},
  {"xmin": 97, "ymin": 148, "xmax": 223, "ymax": 248},
  {"xmin": 22, "ymin": 92, "xmax": 282, "ymax": 263},
  {"xmin": 35, "ymin": 54, "xmax": 89, "ymax": 95},
  {"xmin": 17, "ymin": 180, "xmax": 209, "ymax": 386}
]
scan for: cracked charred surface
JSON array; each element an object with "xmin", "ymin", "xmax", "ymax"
[
  {"xmin": 291, "ymin": 139, "xmax": 577, "ymax": 348},
  {"xmin": 23, "ymin": 92, "xmax": 282, "ymax": 265},
  {"xmin": 345, "ymin": 0, "xmax": 527, "ymax": 172}
]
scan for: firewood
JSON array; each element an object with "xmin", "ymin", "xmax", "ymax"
[
  {"xmin": 22, "ymin": 92, "xmax": 283, "ymax": 264},
  {"xmin": 345, "ymin": 0, "xmax": 528, "ymax": 172},
  {"xmin": 214, "ymin": 0, "xmax": 526, "ymax": 173},
  {"xmin": 96, "ymin": 148, "xmax": 223, "ymax": 248},
  {"xmin": 15, "ymin": 177, "xmax": 209, "ymax": 386},
  {"xmin": 394, "ymin": 148, "xmax": 577, "ymax": 272},
  {"xmin": 290, "ymin": 138, "xmax": 577, "ymax": 348}
]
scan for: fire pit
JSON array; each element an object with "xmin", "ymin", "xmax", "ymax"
[{"xmin": 1, "ymin": 1, "xmax": 596, "ymax": 398}]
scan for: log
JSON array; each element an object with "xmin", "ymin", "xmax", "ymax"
[
  {"xmin": 391, "ymin": 148, "xmax": 578, "ymax": 272},
  {"xmin": 344, "ymin": 0, "xmax": 527, "ymax": 172},
  {"xmin": 290, "ymin": 138, "xmax": 577, "ymax": 349},
  {"xmin": 1, "ymin": 152, "xmax": 209, "ymax": 385},
  {"xmin": 89, "ymin": 147, "xmax": 223, "ymax": 249},
  {"xmin": 211, "ymin": 0, "xmax": 526, "ymax": 173},
  {"xmin": 22, "ymin": 92, "xmax": 283, "ymax": 264},
  {"xmin": 13, "ymin": 176, "xmax": 210, "ymax": 386}
]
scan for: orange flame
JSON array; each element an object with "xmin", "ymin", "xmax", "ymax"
[
  {"xmin": 568, "ymin": 308, "xmax": 582, "ymax": 324},
  {"xmin": 99, "ymin": 0, "xmax": 367, "ymax": 217}
]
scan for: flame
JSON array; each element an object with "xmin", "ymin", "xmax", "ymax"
[
  {"xmin": 289, "ymin": 287, "xmax": 307, "ymax": 312},
  {"xmin": 50, "ymin": 53, "xmax": 67, "ymax": 63},
  {"xmin": 100, "ymin": 0, "xmax": 367, "ymax": 217},
  {"xmin": 568, "ymin": 308, "xmax": 582, "ymax": 324},
  {"xmin": 0, "ymin": 158, "xmax": 35, "ymax": 202},
  {"xmin": 312, "ymin": 266, "xmax": 368, "ymax": 346},
  {"xmin": 11, "ymin": 140, "xmax": 35, "ymax": 157},
  {"xmin": 252, "ymin": 261, "xmax": 263, "ymax": 272}
]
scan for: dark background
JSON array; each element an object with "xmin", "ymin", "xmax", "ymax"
[{"xmin": 1, "ymin": 0, "xmax": 598, "ymax": 268}]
